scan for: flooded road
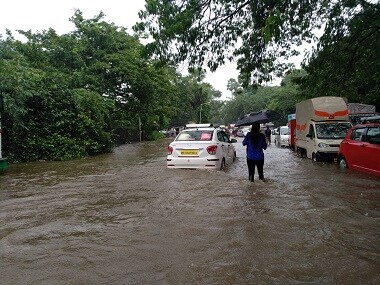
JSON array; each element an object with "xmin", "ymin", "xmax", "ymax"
[{"xmin": 1, "ymin": 137, "xmax": 379, "ymax": 284}]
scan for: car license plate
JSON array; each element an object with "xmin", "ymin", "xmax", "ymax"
[{"xmin": 180, "ymin": 150, "xmax": 198, "ymax": 156}]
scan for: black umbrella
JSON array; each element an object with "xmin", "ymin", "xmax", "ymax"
[{"xmin": 235, "ymin": 110, "xmax": 283, "ymax": 127}]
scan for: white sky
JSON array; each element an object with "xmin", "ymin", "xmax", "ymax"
[{"xmin": 0, "ymin": 0, "xmax": 240, "ymax": 100}]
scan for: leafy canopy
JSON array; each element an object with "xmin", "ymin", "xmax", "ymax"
[
  {"xmin": 300, "ymin": 1, "xmax": 380, "ymax": 107},
  {"xmin": 135, "ymin": 0, "xmax": 378, "ymax": 87},
  {"xmin": 135, "ymin": 0, "xmax": 328, "ymax": 84}
]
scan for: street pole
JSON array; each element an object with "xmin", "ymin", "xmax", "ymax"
[
  {"xmin": 138, "ymin": 115, "xmax": 142, "ymax": 142},
  {"xmin": 0, "ymin": 94, "xmax": 2, "ymax": 159},
  {"xmin": 199, "ymin": 102, "xmax": 210, "ymax": 124},
  {"xmin": 0, "ymin": 115, "xmax": 2, "ymax": 159},
  {"xmin": 199, "ymin": 103, "xmax": 203, "ymax": 124},
  {"xmin": 0, "ymin": 95, "xmax": 8, "ymax": 173}
]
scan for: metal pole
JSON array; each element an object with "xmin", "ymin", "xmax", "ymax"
[
  {"xmin": 199, "ymin": 103, "xmax": 203, "ymax": 124},
  {"xmin": 0, "ymin": 94, "xmax": 8, "ymax": 173},
  {"xmin": 0, "ymin": 114, "xmax": 2, "ymax": 159},
  {"xmin": 0, "ymin": 94, "xmax": 2, "ymax": 158},
  {"xmin": 138, "ymin": 115, "xmax": 142, "ymax": 142}
]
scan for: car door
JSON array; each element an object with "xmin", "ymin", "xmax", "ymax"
[
  {"xmin": 217, "ymin": 131, "xmax": 231, "ymax": 163},
  {"xmin": 359, "ymin": 126, "xmax": 380, "ymax": 174},
  {"xmin": 346, "ymin": 127, "xmax": 366, "ymax": 168},
  {"xmin": 306, "ymin": 123, "xmax": 317, "ymax": 158},
  {"xmin": 274, "ymin": 127, "xmax": 280, "ymax": 146},
  {"xmin": 222, "ymin": 131, "xmax": 234, "ymax": 163}
]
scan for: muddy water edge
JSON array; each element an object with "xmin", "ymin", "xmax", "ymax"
[{"xmin": 1, "ymin": 137, "xmax": 379, "ymax": 284}]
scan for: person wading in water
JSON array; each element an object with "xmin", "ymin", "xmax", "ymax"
[
  {"xmin": 265, "ymin": 126, "xmax": 271, "ymax": 145},
  {"xmin": 242, "ymin": 122, "xmax": 267, "ymax": 182}
]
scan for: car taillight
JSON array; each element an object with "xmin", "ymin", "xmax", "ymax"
[
  {"xmin": 167, "ymin": 146, "xmax": 173, "ymax": 155},
  {"xmin": 207, "ymin": 145, "xmax": 218, "ymax": 155}
]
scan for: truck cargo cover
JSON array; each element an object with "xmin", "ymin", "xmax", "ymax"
[
  {"xmin": 296, "ymin": 96, "xmax": 349, "ymax": 122},
  {"xmin": 348, "ymin": 103, "xmax": 376, "ymax": 114}
]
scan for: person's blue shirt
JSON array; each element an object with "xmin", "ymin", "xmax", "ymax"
[{"xmin": 242, "ymin": 132, "xmax": 267, "ymax": 160}]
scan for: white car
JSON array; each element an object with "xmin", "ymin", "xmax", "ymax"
[
  {"xmin": 167, "ymin": 124, "xmax": 237, "ymax": 170},
  {"xmin": 274, "ymin": 126, "xmax": 289, "ymax": 147},
  {"xmin": 242, "ymin": 127, "xmax": 251, "ymax": 136},
  {"xmin": 236, "ymin": 127, "xmax": 251, "ymax": 137}
]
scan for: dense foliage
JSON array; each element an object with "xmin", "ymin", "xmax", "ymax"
[
  {"xmin": 134, "ymin": 0, "xmax": 326, "ymax": 84},
  {"xmin": 0, "ymin": 11, "xmax": 203, "ymax": 162},
  {"xmin": 300, "ymin": 1, "xmax": 380, "ymax": 106},
  {"xmin": 1, "ymin": 1, "xmax": 379, "ymax": 163},
  {"xmin": 218, "ymin": 72, "xmax": 302, "ymax": 126},
  {"xmin": 135, "ymin": 0, "xmax": 379, "ymax": 109}
]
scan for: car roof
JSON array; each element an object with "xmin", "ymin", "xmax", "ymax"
[
  {"xmin": 360, "ymin": 116, "xmax": 380, "ymax": 124},
  {"xmin": 183, "ymin": 127, "xmax": 215, "ymax": 131},
  {"xmin": 352, "ymin": 123, "xmax": 380, "ymax": 128}
]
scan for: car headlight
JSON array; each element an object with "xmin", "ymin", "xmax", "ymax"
[{"xmin": 318, "ymin": 143, "xmax": 328, "ymax": 148}]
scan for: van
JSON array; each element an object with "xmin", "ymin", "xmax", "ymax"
[{"xmin": 274, "ymin": 126, "xmax": 289, "ymax": 147}]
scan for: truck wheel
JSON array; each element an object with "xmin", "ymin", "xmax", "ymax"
[
  {"xmin": 297, "ymin": 148, "xmax": 305, "ymax": 158},
  {"xmin": 339, "ymin": 157, "xmax": 348, "ymax": 169},
  {"xmin": 312, "ymin": 153, "xmax": 320, "ymax": 162}
]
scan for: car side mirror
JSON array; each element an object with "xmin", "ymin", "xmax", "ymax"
[{"xmin": 230, "ymin": 138, "xmax": 237, "ymax": 143}]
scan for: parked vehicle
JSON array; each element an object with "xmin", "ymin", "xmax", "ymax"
[
  {"xmin": 295, "ymin": 96, "xmax": 352, "ymax": 161},
  {"xmin": 288, "ymin": 114, "xmax": 296, "ymax": 150},
  {"xmin": 348, "ymin": 103, "xmax": 378, "ymax": 126},
  {"xmin": 167, "ymin": 124, "xmax": 237, "ymax": 170},
  {"xmin": 361, "ymin": 115, "xmax": 380, "ymax": 124},
  {"xmin": 274, "ymin": 126, "xmax": 289, "ymax": 147},
  {"xmin": 236, "ymin": 127, "xmax": 250, "ymax": 137},
  {"xmin": 236, "ymin": 129, "xmax": 244, "ymax": 137},
  {"xmin": 338, "ymin": 123, "xmax": 380, "ymax": 176},
  {"xmin": 242, "ymin": 127, "xmax": 250, "ymax": 137}
]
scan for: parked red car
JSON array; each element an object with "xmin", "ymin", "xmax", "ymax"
[{"xmin": 338, "ymin": 123, "xmax": 380, "ymax": 176}]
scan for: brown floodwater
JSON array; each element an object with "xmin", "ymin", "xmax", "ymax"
[{"xmin": 0, "ymin": 137, "xmax": 379, "ymax": 284}]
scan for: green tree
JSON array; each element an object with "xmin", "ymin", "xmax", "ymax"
[
  {"xmin": 220, "ymin": 85, "xmax": 274, "ymax": 124},
  {"xmin": 135, "ymin": 0, "xmax": 332, "ymax": 84},
  {"xmin": 219, "ymin": 70, "xmax": 303, "ymax": 126},
  {"xmin": 300, "ymin": 2, "xmax": 380, "ymax": 108},
  {"xmin": 267, "ymin": 75, "xmax": 302, "ymax": 126},
  {"xmin": 169, "ymin": 69, "xmax": 219, "ymax": 126},
  {"xmin": 69, "ymin": 11, "xmax": 180, "ymax": 140},
  {"xmin": 0, "ymin": 34, "xmax": 41, "ymax": 161},
  {"xmin": 135, "ymin": 0, "xmax": 378, "ymax": 93},
  {"xmin": 0, "ymin": 11, "xmax": 184, "ymax": 162}
]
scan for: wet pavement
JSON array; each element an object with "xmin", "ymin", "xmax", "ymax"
[{"xmin": 1, "ymin": 137, "xmax": 379, "ymax": 284}]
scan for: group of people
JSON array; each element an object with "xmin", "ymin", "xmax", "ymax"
[{"xmin": 242, "ymin": 124, "xmax": 272, "ymax": 182}]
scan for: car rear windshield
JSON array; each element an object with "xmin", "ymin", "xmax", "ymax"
[
  {"xmin": 176, "ymin": 130, "xmax": 213, "ymax": 141},
  {"xmin": 280, "ymin": 127, "xmax": 288, "ymax": 135}
]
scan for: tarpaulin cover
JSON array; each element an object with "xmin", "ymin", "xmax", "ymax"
[{"xmin": 348, "ymin": 103, "xmax": 376, "ymax": 114}]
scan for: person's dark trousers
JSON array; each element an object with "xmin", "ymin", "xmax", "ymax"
[{"xmin": 247, "ymin": 158, "xmax": 264, "ymax": 181}]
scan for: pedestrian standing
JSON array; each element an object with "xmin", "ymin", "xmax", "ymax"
[
  {"xmin": 265, "ymin": 126, "xmax": 272, "ymax": 145},
  {"xmin": 242, "ymin": 122, "xmax": 267, "ymax": 182}
]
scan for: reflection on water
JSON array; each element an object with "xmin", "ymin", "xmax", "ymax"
[{"xmin": 1, "ymin": 137, "xmax": 379, "ymax": 284}]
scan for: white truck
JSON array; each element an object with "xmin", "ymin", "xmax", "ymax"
[{"xmin": 295, "ymin": 96, "xmax": 352, "ymax": 162}]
